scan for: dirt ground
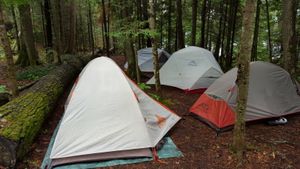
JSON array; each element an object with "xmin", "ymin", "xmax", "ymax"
[{"xmin": 1, "ymin": 56, "xmax": 299, "ymax": 169}]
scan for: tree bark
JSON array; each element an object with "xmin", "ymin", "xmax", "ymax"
[
  {"xmin": 214, "ymin": 2, "xmax": 224, "ymax": 61},
  {"xmin": 51, "ymin": 0, "xmax": 62, "ymax": 64},
  {"xmin": 149, "ymin": 0, "xmax": 161, "ymax": 92},
  {"xmin": 176, "ymin": 0, "xmax": 185, "ymax": 49},
  {"xmin": 233, "ymin": 0, "xmax": 256, "ymax": 164},
  {"xmin": 200, "ymin": 0, "xmax": 207, "ymax": 48},
  {"xmin": 0, "ymin": 54, "xmax": 95, "ymax": 168},
  {"xmin": 88, "ymin": 1, "xmax": 95, "ymax": 54},
  {"xmin": 265, "ymin": 0, "xmax": 273, "ymax": 62},
  {"xmin": 66, "ymin": 1, "xmax": 76, "ymax": 54},
  {"xmin": 251, "ymin": 0, "xmax": 261, "ymax": 61},
  {"xmin": 167, "ymin": 0, "xmax": 172, "ymax": 52},
  {"xmin": 44, "ymin": 0, "xmax": 53, "ymax": 49},
  {"xmin": 10, "ymin": 6, "xmax": 20, "ymax": 52},
  {"xmin": 18, "ymin": 4, "xmax": 39, "ymax": 66},
  {"xmin": 281, "ymin": 0, "xmax": 297, "ymax": 77},
  {"xmin": 191, "ymin": 0, "xmax": 198, "ymax": 46},
  {"xmin": 102, "ymin": 0, "xmax": 110, "ymax": 57},
  {"xmin": 0, "ymin": 3, "xmax": 19, "ymax": 98}
]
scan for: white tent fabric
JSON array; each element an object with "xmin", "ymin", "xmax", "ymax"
[
  {"xmin": 147, "ymin": 46, "xmax": 223, "ymax": 90},
  {"xmin": 206, "ymin": 61, "xmax": 300, "ymax": 121},
  {"xmin": 124, "ymin": 48, "xmax": 170, "ymax": 72},
  {"xmin": 50, "ymin": 57, "xmax": 180, "ymax": 161}
]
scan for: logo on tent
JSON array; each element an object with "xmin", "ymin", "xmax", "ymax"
[
  {"xmin": 155, "ymin": 115, "xmax": 167, "ymax": 128},
  {"xmin": 199, "ymin": 103, "xmax": 209, "ymax": 113},
  {"xmin": 188, "ymin": 60, "xmax": 198, "ymax": 66}
]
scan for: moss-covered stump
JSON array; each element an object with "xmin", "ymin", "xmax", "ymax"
[{"xmin": 0, "ymin": 55, "xmax": 95, "ymax": 168}]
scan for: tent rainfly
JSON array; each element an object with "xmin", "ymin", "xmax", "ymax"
[
  {"xmin": 190, "ymin": 61, "xmax": 300, "ymax": 131},
  {"xmin": 124, "ymin": 48, "xmax": 170, "ymax": 72},
  {"xmin": 48, "ymin": 57, "xmax": 180, "ymax": 168},
  {"xmin": 147, "ymin": 46, "xmax": 223, "ymax": 92}
]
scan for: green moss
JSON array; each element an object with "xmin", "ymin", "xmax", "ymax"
[{"xmin": 0, "ymin": 82, "xmax": 63, "ymax": 157}]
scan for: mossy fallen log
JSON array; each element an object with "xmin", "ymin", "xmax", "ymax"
[{"xmin": 0, "ymin": 55, "xmax": 95, "ymax": 168}]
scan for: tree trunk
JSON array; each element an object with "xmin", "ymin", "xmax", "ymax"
[
  {"xmin": 88, "ymin": 1, "xmax": 95, "ymax": 55},
  {"xmin": 200, "ymin": 0, "xmax": 207, "ymax": 48},
  {"xmin": 167, "ymin": 0, "xmax": 172, "ymax": 52},
  {"xmin": 102, "ymin": 0, "xmax": 110, "ymax": 57},
  {"xmin": 176, "ymin": 0, "xmax": 185, "ymax": 49},
  {"xmin": 0, "ymin": 3, "xmax": 19, "ymax": 98},
  {"xmin": 282, "ymin": 0, "xmax": 297, "ymax": 77},
  {"xmin": 0, "ymin": 54, "xmax": 95, "ymax": 168},
  {"xmin": 149, "ymin": 0, "xmax": 161, "ymax": 92},
  {"xmin": 229, "ymin": 0, "xmax": 239, "ymax": 65},
  {"xmin": 66, "ymin": 1, "xmax": 76, "ymax": 54},
  {"xmin": 225, "ymin": 0, "xmax": 234, "ymax": 70},
  {"xmin": 233, "ymin": 0, "xmax": 256, "ymax": 164},
  {"xmin": 18, "ymin": 4, "xmax": 39, "ymax": 66},
  {"xmin": 44, "ymin": 0, "xmax": 53, "ymax": 49},
  {"xmin": 191, "ymin": 0, "xmax": 198, "ymax": 46},
  {"xmin": 265, "ymin": 0, "xmax": 273, "ymax": 62},
  {"xmin": 214, "ymin": 2, "xmax": 224, "ymax": 61},
  {"xmin": 205, "ymin": 0, "xmax": 211, "ymax": 49},
  {"xmin": 251, "ymin": 0, "xmax": 260, "ymax": 61},
  {"xmin": 51, "ymin": 0, "xmax": 62, "ymax": 64},
  {"xmin": 10, "ymin": 6, "xmax": 20, "ymax": 52}
]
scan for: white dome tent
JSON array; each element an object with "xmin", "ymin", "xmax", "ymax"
[
  {"xmin": 124, "ymin": 48, "xmax": 170, "ymax": 72},
  {"xmin": 48, "ymin": 57, "xmax": 180, "ymax": 168},
  {"xmin": 147, "ymin": 46, "xmax": 223, "ymax": 92}
]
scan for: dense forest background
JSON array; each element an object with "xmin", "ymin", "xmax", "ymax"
[{"xmin": 0, "ymin": 0, "xmax": 299, "ymax": 69}]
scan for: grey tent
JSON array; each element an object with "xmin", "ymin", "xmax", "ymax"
[
  {"xmin": 124, "ymin": 48, "xmax": 170, "ymax": 72},
  {"xmin": 190, "ymin": 61, "xmax": 300, "ymax": 130},
  {"xmin": 147, "ymin": 46, "xmax": 223, "ymax": 91}
]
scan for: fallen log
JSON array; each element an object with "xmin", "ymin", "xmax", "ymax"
[{"xmin": 0, "ymin": 54, "xmax": 95, "ymax": 168}]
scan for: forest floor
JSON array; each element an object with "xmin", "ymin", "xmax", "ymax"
[{"xmin": 0, "ymin": 56, "xmax": 299, "ymax": 169}]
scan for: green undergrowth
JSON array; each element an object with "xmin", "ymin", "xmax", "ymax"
[
  {"xmin": 138, "ymin": 83, "xmax": 174, "ymax": 107},
  {"xmin": 16, "ymin": 65, "xmax": 56, "ymax": 81},
  {"xmin": 0, "ymin": 85, "xmax": 6, "ymax": 93}
]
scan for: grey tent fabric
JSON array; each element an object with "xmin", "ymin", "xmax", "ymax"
[
  {"xmin": 147, "ymin": 46, "xmax": 223, "ymax": 90},
  {"xmin": 206, "ymin": 61, "xmax": 300, "ymax": 121},
  {"xmin": 124, "ymin": 48, "xmax": 171, "ymax": 72},
  {"xmin": 49, "ymin": 57, "xmax": 180, "ymax": 168}
]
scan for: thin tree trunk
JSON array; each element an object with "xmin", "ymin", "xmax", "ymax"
[
  {"xmin": 233, "ymin": 0, "xmax": 256, "ymax": 164},
  {"xmin": 176, "ymin": 0, "xmax": 184, "ymax": 49},
  {"xmin": 18, "ymin": 4, "xmax": 39, "ymax": 66},
  {"xmin": 225, "ymin": 0, "xmax": 234, "ymax": 70},
  {"xmin": 40, "ymin": 2, "xmax": 47, "ymax": 47},
  {"xmin": 88, "ymin": 1, "xmax": 95, "ymax": 54},
  {"xmin": 265, "ymin": 0, "xmax": 273, "ymax": 62},
  {"xmin": 167, "ymin": 0, "xmax": 172, "ymax": 52},
  {"xmin": 282, "ymin": 0, "xmax": 297, "ymax": 77},
  {"xmin": 220, "ymin": 0, "xmax": 229, "ymax": 69},
  {"xmin": 10, "ymin": 5, "xmax": 20, "ymax": 52},
  {"xmin": 66, "ymin": 1, "xmax": 76, "ymax": 54},
  {"xmin": 0, "ymin": 3, "xmax": 19, "ymax": 97},
  {"xmin": 214, "ymin": 2, "xmax": 224, "ymax": 61},
  {"xmin": 102, "ymin": 0, "xmax": 110, "ymax": 57},
  {"xmin": 52, "ymin": 0, "xmax": 62, "ymax": 63},
  {"xmin": 44, "ymin": 0, "xmax": 53, "ymax": 49},
  {"xmin": 149, "ymin": 0, "xmax": 161, "ymax": 91},
  {"xmin": 191, "ymin": 0, "xmax": 198, "ymax": 46},
  {"xmin": 205, "ymin": 0, "xmax": 211, "ymax": 49},
  {"xmin": 200, "ymin": 0, "xmax": 207, "ymax": 48},
  {"xmin": 230, "ymin": 0, "xmax": 239, "ymax": 65},
  {"xmin": 251, "ymin": 0, "xmax": 260, "ymax": 61}
]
